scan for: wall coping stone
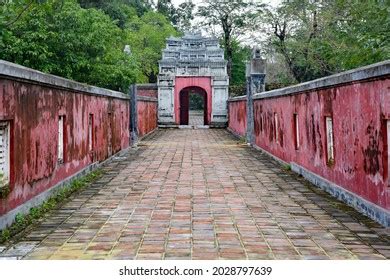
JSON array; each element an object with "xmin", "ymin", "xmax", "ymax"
[
  {"xmin": 0, "ymin": 60, "xmax": 129, "ymax": 100},
  {"xmin": 136, "ymin": 83, "xmax": 158, "ymax": 90},
  {"xmin": 228, "ymin": 95, "xmax": 247, "ymax": 102},
  {"xmin": 137, "ymin": 96, "xmax": 158, "ymax": 102},
  {"xmin": 253, "ymin": 60, "xmax": 390, "ymax": 100}
]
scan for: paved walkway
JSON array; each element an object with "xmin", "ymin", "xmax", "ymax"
[
  {"xmin": 1, "ymin": 129, "xmax": 389, "ymax": 260},
  {"xmin": 189, "ymin": 110, "xmax": 204, "ymax": 126}
]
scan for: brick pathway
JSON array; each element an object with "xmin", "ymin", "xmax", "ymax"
[
  {"xmin": 189, "ymin": 110, "xmax": 204, "ymax": 126},
  {"xmin": 1, "ymin": 129, "xmax": 389, "ymax": 260}
]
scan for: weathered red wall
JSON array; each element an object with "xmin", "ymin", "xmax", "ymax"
[
  {"xmin": 228, "ymin": 98, "xmax": 247, "ymax": 137},
  {"xmin": 174, "ymin": 77, "xmax": 212, "ymax": 125},
  {"xmin": 253, "ymin": 77, "xmax": 390, "ymax": 210},
  {"xmin": 135, "ymin": 84, "xmax": 158, "ymax": 138},
  {"xmin": 137, "ymin": 99, "xmax": 158, "ymax": 138},
  {"xmin": 0, "ymin": 78, "xmax": 130, "ymax": 215},
  {"xmin": 137, "ymin": 86, "xmax": 158, "ymax": 98}
]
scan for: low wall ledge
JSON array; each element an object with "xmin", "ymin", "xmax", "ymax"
[
  {"xmin": 228, "ymin": 95, "xmax": 247, "ymax": 102},
  {"xmin": 136, "ymin": 83, "xmax": 158, "ymax": 90},
  {"xmin": 253, "ymin": 60, "xmax": 390, "ymax": 100},
  {"xmin": 137, "ymin": 96, "xmax": 158, "ymax": 102},
  {"xmin": 0, "ymin": 60, "xmax": 129, "ymax": 100}
]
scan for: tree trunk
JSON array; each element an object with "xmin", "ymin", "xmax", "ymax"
[
  {"xmin": 146, "ymin": 71, "xmax": 157, "ymax": 83},
  {"xmin": 222, "ymin": 18, "xmax": 233, "ymax": 81},
  {"xmin": 226, "ymin": 43, "xmax": 233, "ymax": 82}
]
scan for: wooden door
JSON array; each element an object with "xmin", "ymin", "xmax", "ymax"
[{"xmin": 180, "ymin": 90, "xmax": 189, "ymax": 125}]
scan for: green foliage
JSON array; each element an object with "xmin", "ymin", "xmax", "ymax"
[
  {"xmin": 157, "ymin": 0, "xmax": 194, "ymax": 31},
  {"xmin": 197, "ymin": 0, "xmax": 264, "ymax": 80},
  {"xmin": 282, "ymin": 164, "xmax": 291, "ymax": 171},
  {"xmin": 0, "ymin": 169, "xmax": 103, "ymax": 244},
  {"xmin": 230, "ymin": 40, "xmax": 251, "ymax": 86},
  {"xmin": 0, "ymin": 0, "xmax": 176, "ymax": 89},
  {"xmin": 263, "ymin": 0, "xmax": 390, "ymax": 84},
  {"xmin": 78, "ymin": 0, "xmax": 152, "ymax": 27},
  {"xmin": 189, "ymin": 94, "xmax": 204, "ymax": 110},
  {"xmin": 156, "ymin": 0, "xmax": 175, "ymax": 21},
  {"xmin": 125, "ymin": 11, "xmax": 178, "ymax": 82},
  {"xmin": 174, "ymin": 1, "xmax": 195, "ymax": 32},
  {"xmin": 323, "ymin": 0, "xmax": 389, "ymax": 71},
  {"xmin": 0, "ymin": 0, "xmax": 141, "ymax": 91},
  {"xmin": 0, "ymin": 172, "xmax": 10, "ymax": 199},
  {"xmin": 229, "ymin": 85, "xmax": 246, "ymax": 97}
]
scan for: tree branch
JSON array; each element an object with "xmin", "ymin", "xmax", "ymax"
[{"xmin": 4, "ymin": 0, "xmax": 34, "ymax": 28}]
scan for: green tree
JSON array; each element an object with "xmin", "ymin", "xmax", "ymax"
[
  {"xmin": 230, "ymin": 40, "xmax": 251, "ymax": 86},
  {"xmin": 262, "ymin": 0, "xmax": 390, "ymax": 83},
  {"xmin": 125, "ymin": 11, "xmax": 178, "ymax": 82},
  {"xmin": 78, "ymin": 0, "xmax": 152, "ymax": 18},
  {"xmin": 0, "ymin": 0, "xmax": 140, "ymax": 91},
  {"xmin": 174, "ymin": 0, "xmax": 195, "ymax": 32},
  {"xmin": 156, "ymin": 0, "xmax": 176, "ymax": 23},
  {"xmin": 197, "ymin": 0, "xmax": 263, "ymax": 81}
]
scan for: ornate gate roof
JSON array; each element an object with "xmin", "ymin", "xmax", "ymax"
[
  {"xmin": 158, "ymin": 32, "xmax": 229, "ymax": 127},
  {"xmin": 159, "ymin": 32, "xmax": 228, "ymax": 77}
]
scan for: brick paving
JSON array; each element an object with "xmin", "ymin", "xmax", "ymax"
[
  {"xmin": 189, "ymin": 110, "xmax": 204, "ymax": 126},
  {"xmin": 1, "ymin": 129, "xmax": 389, "ymax": 260}
]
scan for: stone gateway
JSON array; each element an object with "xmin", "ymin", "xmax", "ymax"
[{"xmin": 158, "ymin": 32, "xmax": 229, "ymax": 127}]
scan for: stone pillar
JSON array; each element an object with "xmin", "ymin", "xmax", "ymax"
[
  {"xmin": 246, "ymin": 49, "xmax": 266, "ymax": 145},
  {"xmin": 129, "ymin": 84, "xmax": 138, "ymax": 145}
]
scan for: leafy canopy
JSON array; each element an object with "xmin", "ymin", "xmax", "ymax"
[
  {"xmin": 0, "ymin": 0, "xmax": 177, "ymax": 90},
  {"xmin": 262, "ymin": 0, "xmax": 390, "ymax": 83}
]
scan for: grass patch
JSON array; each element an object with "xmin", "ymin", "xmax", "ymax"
[
  {"xmin": 236, "ymin": 136, "xmax": 247, "ymax": 145},
  {"xmin": 282, "ymin": 164, "xmax": 292, "ymax": 171},
  {"xmin": 0, "ymin": 172, "xmax": 11, "ymax": 199},
  {"xmin": 0, "ymin": 169, "xmax": 103, "ymax": 244},
  {"xmin": 0, "ymin": 184, "xmax": 10, "ymax": 199}
]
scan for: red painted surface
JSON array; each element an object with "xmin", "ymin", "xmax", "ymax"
[
  {"xmin": 180, "ymin": 90, "xmax": 190, "ymax": 125},
  {"xmin": 0, "ymin": 78, "xmax": 130, "ymax": 215},
  {"xmin": 228, "ymin": 99, "xmax": 247, "ymax": 137},
  {"xmin": 137, "ymin": 88, "xmax": 158, "ymax": 98},
  {"xmin": 174, "ymin": 77, "xmax": 212, "ymax": 125},
  {"xmin": 252, "ymin": 78, "xmax": 390, "ymax": 210},
  {"xmin": 137, "ymin": 100, "xmax": 158, "ymax": 138}
]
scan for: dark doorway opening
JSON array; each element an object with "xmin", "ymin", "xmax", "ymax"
[{"xmin": 179, "ymin": 87, "xmax": 207, "ymax": 126}]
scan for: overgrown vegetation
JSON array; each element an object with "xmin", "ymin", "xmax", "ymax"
[
  {"xmin": 0, "ymin": 0, "xmax": 177, "ymax": 90},
  {"xmin": 189, "ymin": 94, "xmax": 204, "ymax": 110},
  {"xmin": 197, "ymin": 0, "xmax": 263, "ymax": 82},
  {"xmin": 261, "ymin": 0, "xmax": 390, "ymax": 85},
  {"xmin": 282, "ymin": 164, "xmax": 292, "ymax": 171},
  {"xmin": 0, "ymin": 169, "xmax": 103, "ymax": 244},
  {"xmin": 0, "ymin": 173, "xmax": 10, "ymax": 199},
  {"xmin": 0, "ymin": 0, "xmax": 388, "ymax": 91},
  {"xmin": 197, "ymin": 0, "xmax": 390, "ymax": 89}
]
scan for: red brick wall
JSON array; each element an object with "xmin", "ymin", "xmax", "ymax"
[
  {"xmin": 137, "ymin": 99, "xmax": 158, "ymax": 138},
  {"xmin": 252, "ymin": 77, "xmax": 390, "ymax": 210},
  {"xmin": 136, "ymin": 84, "xmax": 158, "ymax": 138},
  {"xmin": 0, "ymin": 76, "xmax": 130, "ymax": 215},
  {"xmin": 137, "ymin": 85, "xmax": 158, "ymax": 98},
  {"xmin": 228, "ymin": 98, "xmax": 247, "ymax": 137}
]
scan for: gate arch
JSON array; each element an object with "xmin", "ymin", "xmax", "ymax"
[
  {"xmin": 178, "ymin": 86, "xmax": 207, "ymax": 125},
  {"xmin": 157, "ymin": 32, "xmax": 229, "ymax": 127},
  {"xmin": 175, "ymin": 78, "xmax": 212, "ymax": 125}
]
